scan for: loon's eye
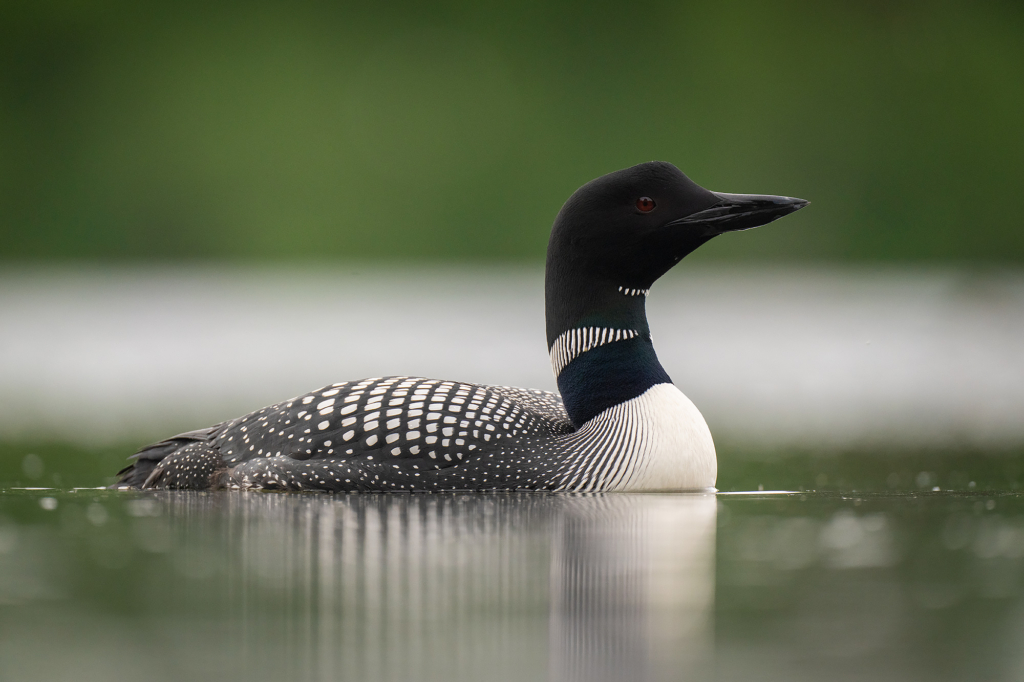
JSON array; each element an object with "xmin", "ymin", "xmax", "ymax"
[{"xmin": 636, "ymin": 197, "xmax": 656, "ymax": 213}]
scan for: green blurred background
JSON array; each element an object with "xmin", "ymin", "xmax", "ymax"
[{"xmin": 2, "ymin": 0, "xmax": 1022, "ymax": 263}]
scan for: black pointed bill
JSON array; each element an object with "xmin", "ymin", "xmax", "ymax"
[{"xmin": 667, "ymin": 192, "xmax": 809, "ymax": 235}]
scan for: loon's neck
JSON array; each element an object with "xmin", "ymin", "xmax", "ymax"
[{"xmin": 545, "ymin": 278, "xmax": 671, "ymax": 427}]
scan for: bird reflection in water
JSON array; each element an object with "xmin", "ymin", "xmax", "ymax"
[
  {"xmin": 550, "ymin": 495, "xmax": 715, "ymax": 681},
  {"xmin": 154, "ymin": 492, "xmax": 715, "ymax": 682}
]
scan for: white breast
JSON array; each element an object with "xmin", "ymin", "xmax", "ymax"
[
  {"xmin": 619, "ymin": 383, "xmax": 717, "ymax": 491},
  {"xmin": 557, "ymin": 383, "xmax": 717, "ymax": 492}
]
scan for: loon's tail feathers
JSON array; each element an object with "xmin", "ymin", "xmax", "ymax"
[{"xmin": 113, "ymin": 424, "xmax": 224, "ymax": 489}]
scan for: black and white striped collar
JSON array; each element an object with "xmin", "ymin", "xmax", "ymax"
[{"xmin": 549, "ymin": 326, "xmax": 643, "ymax": 378}]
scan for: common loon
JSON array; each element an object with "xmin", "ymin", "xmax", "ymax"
[{"xmin": 114, "ymin": 161, "xmax": 806, "ymax": 492}]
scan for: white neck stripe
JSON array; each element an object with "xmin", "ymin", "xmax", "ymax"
[{"xmin": 549, "ymin": 326, "xmax": 640, "ymax": 378}]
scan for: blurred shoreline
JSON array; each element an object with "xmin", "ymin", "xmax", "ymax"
[{"xmin": 1, "ymin": 264, "xmax": 1022, "ymax": 449}]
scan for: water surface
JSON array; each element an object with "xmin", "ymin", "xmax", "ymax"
[{"xmin": 3, "ymin": 486, "xmax": 1024, "ymax": 681}]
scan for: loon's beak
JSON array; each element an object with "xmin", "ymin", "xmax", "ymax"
[{"xmin": 668, "ymin": 192, "xmax": 809, "ymax": 235}]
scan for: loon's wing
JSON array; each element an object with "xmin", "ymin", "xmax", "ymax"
[{"xmin": 117, "ymin": 376, "xmax": 573, "ymax": 491}]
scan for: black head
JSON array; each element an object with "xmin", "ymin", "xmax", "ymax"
[{"xmin": 545, "ymin": 161, "xmax": 807, "ymax": 346}]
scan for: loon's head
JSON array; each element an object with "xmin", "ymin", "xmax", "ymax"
[{"xmin": 545, "ymin": 161, "xmax": 807, "ymax": 346}]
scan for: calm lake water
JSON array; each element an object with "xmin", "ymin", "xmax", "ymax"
[{"xmin": 3, "ymin": 486, "xmax": 1024, "ymax": 682}]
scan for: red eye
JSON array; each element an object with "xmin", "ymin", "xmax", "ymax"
[{"xmin": 636, "ymin": 197, "xmax": 656, "ymax": 213}]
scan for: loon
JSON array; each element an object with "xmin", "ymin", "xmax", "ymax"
[{"xmin": 114, "ymin": 161, "xmax": 806, "ymax": 493}]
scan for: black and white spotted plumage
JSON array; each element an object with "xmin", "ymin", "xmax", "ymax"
[{"xmin": 118, "ymin": 377, "xmax": 580, "ymax": 492}]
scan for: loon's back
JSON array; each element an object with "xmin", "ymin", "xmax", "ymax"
[{"xmin": 118, "ymin": 377, "xmax": 574, "ymax": 491}]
